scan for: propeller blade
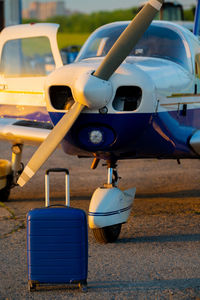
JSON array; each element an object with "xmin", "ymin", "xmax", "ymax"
[
  {"xmin": 94, "ymin": 0, "xmax": 163, "ymax": 81},
  {"xmin": 17, "ymin": 102, "xmax": 84, "ymax": 187}
]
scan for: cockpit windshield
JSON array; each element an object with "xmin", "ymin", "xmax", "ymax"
[{"xmin": 77, "ymin": 22, "xmax": 191, "ymax": 71}]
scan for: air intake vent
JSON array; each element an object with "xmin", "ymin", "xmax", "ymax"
[
  {"xmin": 49, "ymin": 85, "xmax": 75, "ymax": 110},
  {"xmin": 113, "ymin": 86, "xmax": 142, "ymax": 111}
]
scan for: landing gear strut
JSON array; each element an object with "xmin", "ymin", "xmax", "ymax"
[
  {"xmin": 11, "ymin": 144, "xmax": 24, "ymax": 185},
  {"xmin": 106, "ymin": 160, "xmax": 120, "ymax": 188}
]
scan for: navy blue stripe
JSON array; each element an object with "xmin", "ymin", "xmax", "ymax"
[{"xmin": 88, "ymin": 204, "xmax": 132, "ymax": 217}]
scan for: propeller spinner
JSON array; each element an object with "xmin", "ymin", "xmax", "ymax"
[{"xmin": 17, "ymin": 0, "xmax": 163, "ymax": 187}]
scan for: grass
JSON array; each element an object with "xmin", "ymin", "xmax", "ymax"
[{"xmin": 57, "ymin": 32, "xmax": 90, "ymax": 49}]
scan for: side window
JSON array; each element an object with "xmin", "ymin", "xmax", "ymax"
[
  {"xmin": 0, "ymin": 36, "xmax": 55, "ymax": 77},
  {"xmin": 195, "ymin": 53, "xmax": 200, "ymax": 79}
]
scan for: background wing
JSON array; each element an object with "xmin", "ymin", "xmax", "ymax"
[{"xmin": 0, "ymin": 118, "xmax": 52, "ymax": 145}]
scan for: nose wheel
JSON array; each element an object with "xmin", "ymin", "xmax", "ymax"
[{"xmin": 92, "ymin": 223, "xmax": 122, "ymax": 244}]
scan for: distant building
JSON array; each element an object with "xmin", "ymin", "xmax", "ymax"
[{"xmin": 22, "ymin": 1, "xmax": 70, "ymax": 20}]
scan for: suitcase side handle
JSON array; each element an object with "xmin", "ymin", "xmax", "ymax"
[{"xmin": 45, "ymin": 168, "xmax": 70, "ymax": 207}]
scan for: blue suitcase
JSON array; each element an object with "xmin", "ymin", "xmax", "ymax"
[{"xmin": 27, "ymin": 168, "xmax": 88, "ymax": 292}]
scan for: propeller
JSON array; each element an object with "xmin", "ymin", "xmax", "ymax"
[{"xmin": 17, "ymin": 0, "xmax": 163, "ymax": 187}]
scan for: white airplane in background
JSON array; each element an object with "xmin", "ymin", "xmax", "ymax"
[{"xmin": 1, "ymin": 0, "xmax": 200, "ymax": 243}]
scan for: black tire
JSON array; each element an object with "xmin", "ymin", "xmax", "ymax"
[
  {"xmin": 92, "ymin": 224, "xmax": 122, "ymax": 244},
  {"xmin": 0, "ymin": 186, "xmax": 10, "ymax": 202},
  {"xmin": 0, "ymin": 174, "xmax": 12, "ymax": 202}
]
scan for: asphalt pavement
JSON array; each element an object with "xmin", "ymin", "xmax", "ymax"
[{"xmin": 1, "ymin": 141, "xmax": 200, "ymax": 299}]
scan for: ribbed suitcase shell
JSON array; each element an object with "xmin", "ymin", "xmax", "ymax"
[{"xmin": 27, "ymin": 206, "xmax": 88, "ymax": 287}]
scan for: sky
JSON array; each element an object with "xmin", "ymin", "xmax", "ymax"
[{"xmin": 23, "ymin": 0, "xmax": 197, "ymax": 13}]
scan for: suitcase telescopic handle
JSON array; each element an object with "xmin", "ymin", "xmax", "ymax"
[{"xmin": 45, "ymin": 168, "xmax": 70, "ymax": 207}]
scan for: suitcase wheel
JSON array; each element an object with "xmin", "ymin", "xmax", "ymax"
[
  {"xmin": 28, "ymin": 281, "xmax": 37, "ymax": 292},
  {"xmin": 79, "ymin": 281, "xmax": 88, "ymax": 293}
]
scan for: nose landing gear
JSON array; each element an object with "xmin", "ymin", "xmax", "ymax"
[{"xmin": 89, "ymin": 160, "xmax": 136, "ymax": 243}]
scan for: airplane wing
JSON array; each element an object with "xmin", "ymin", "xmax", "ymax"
[{"xmin": 0, "ymin": 118, "xmax": 52, "ymax": 145}]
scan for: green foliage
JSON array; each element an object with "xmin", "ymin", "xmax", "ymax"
[
  {"xmin": 22, "ymin": 18, "xmax": 40, "ymax": 24},
  {"xmin": 183, "ymin": 7, "xmax": 195, "ymax": 21},
  {"xmin": 23, "ymin": 5, "xmax": 195, "ymax": 36},
  {"xmin": 46, "ymin": 7, "xmax": 136, "ymax": 33}
]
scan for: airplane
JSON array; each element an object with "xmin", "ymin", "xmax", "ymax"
[{"xmin": 0, "ymin": 0, "xmax": 200, "ymax": 243}]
